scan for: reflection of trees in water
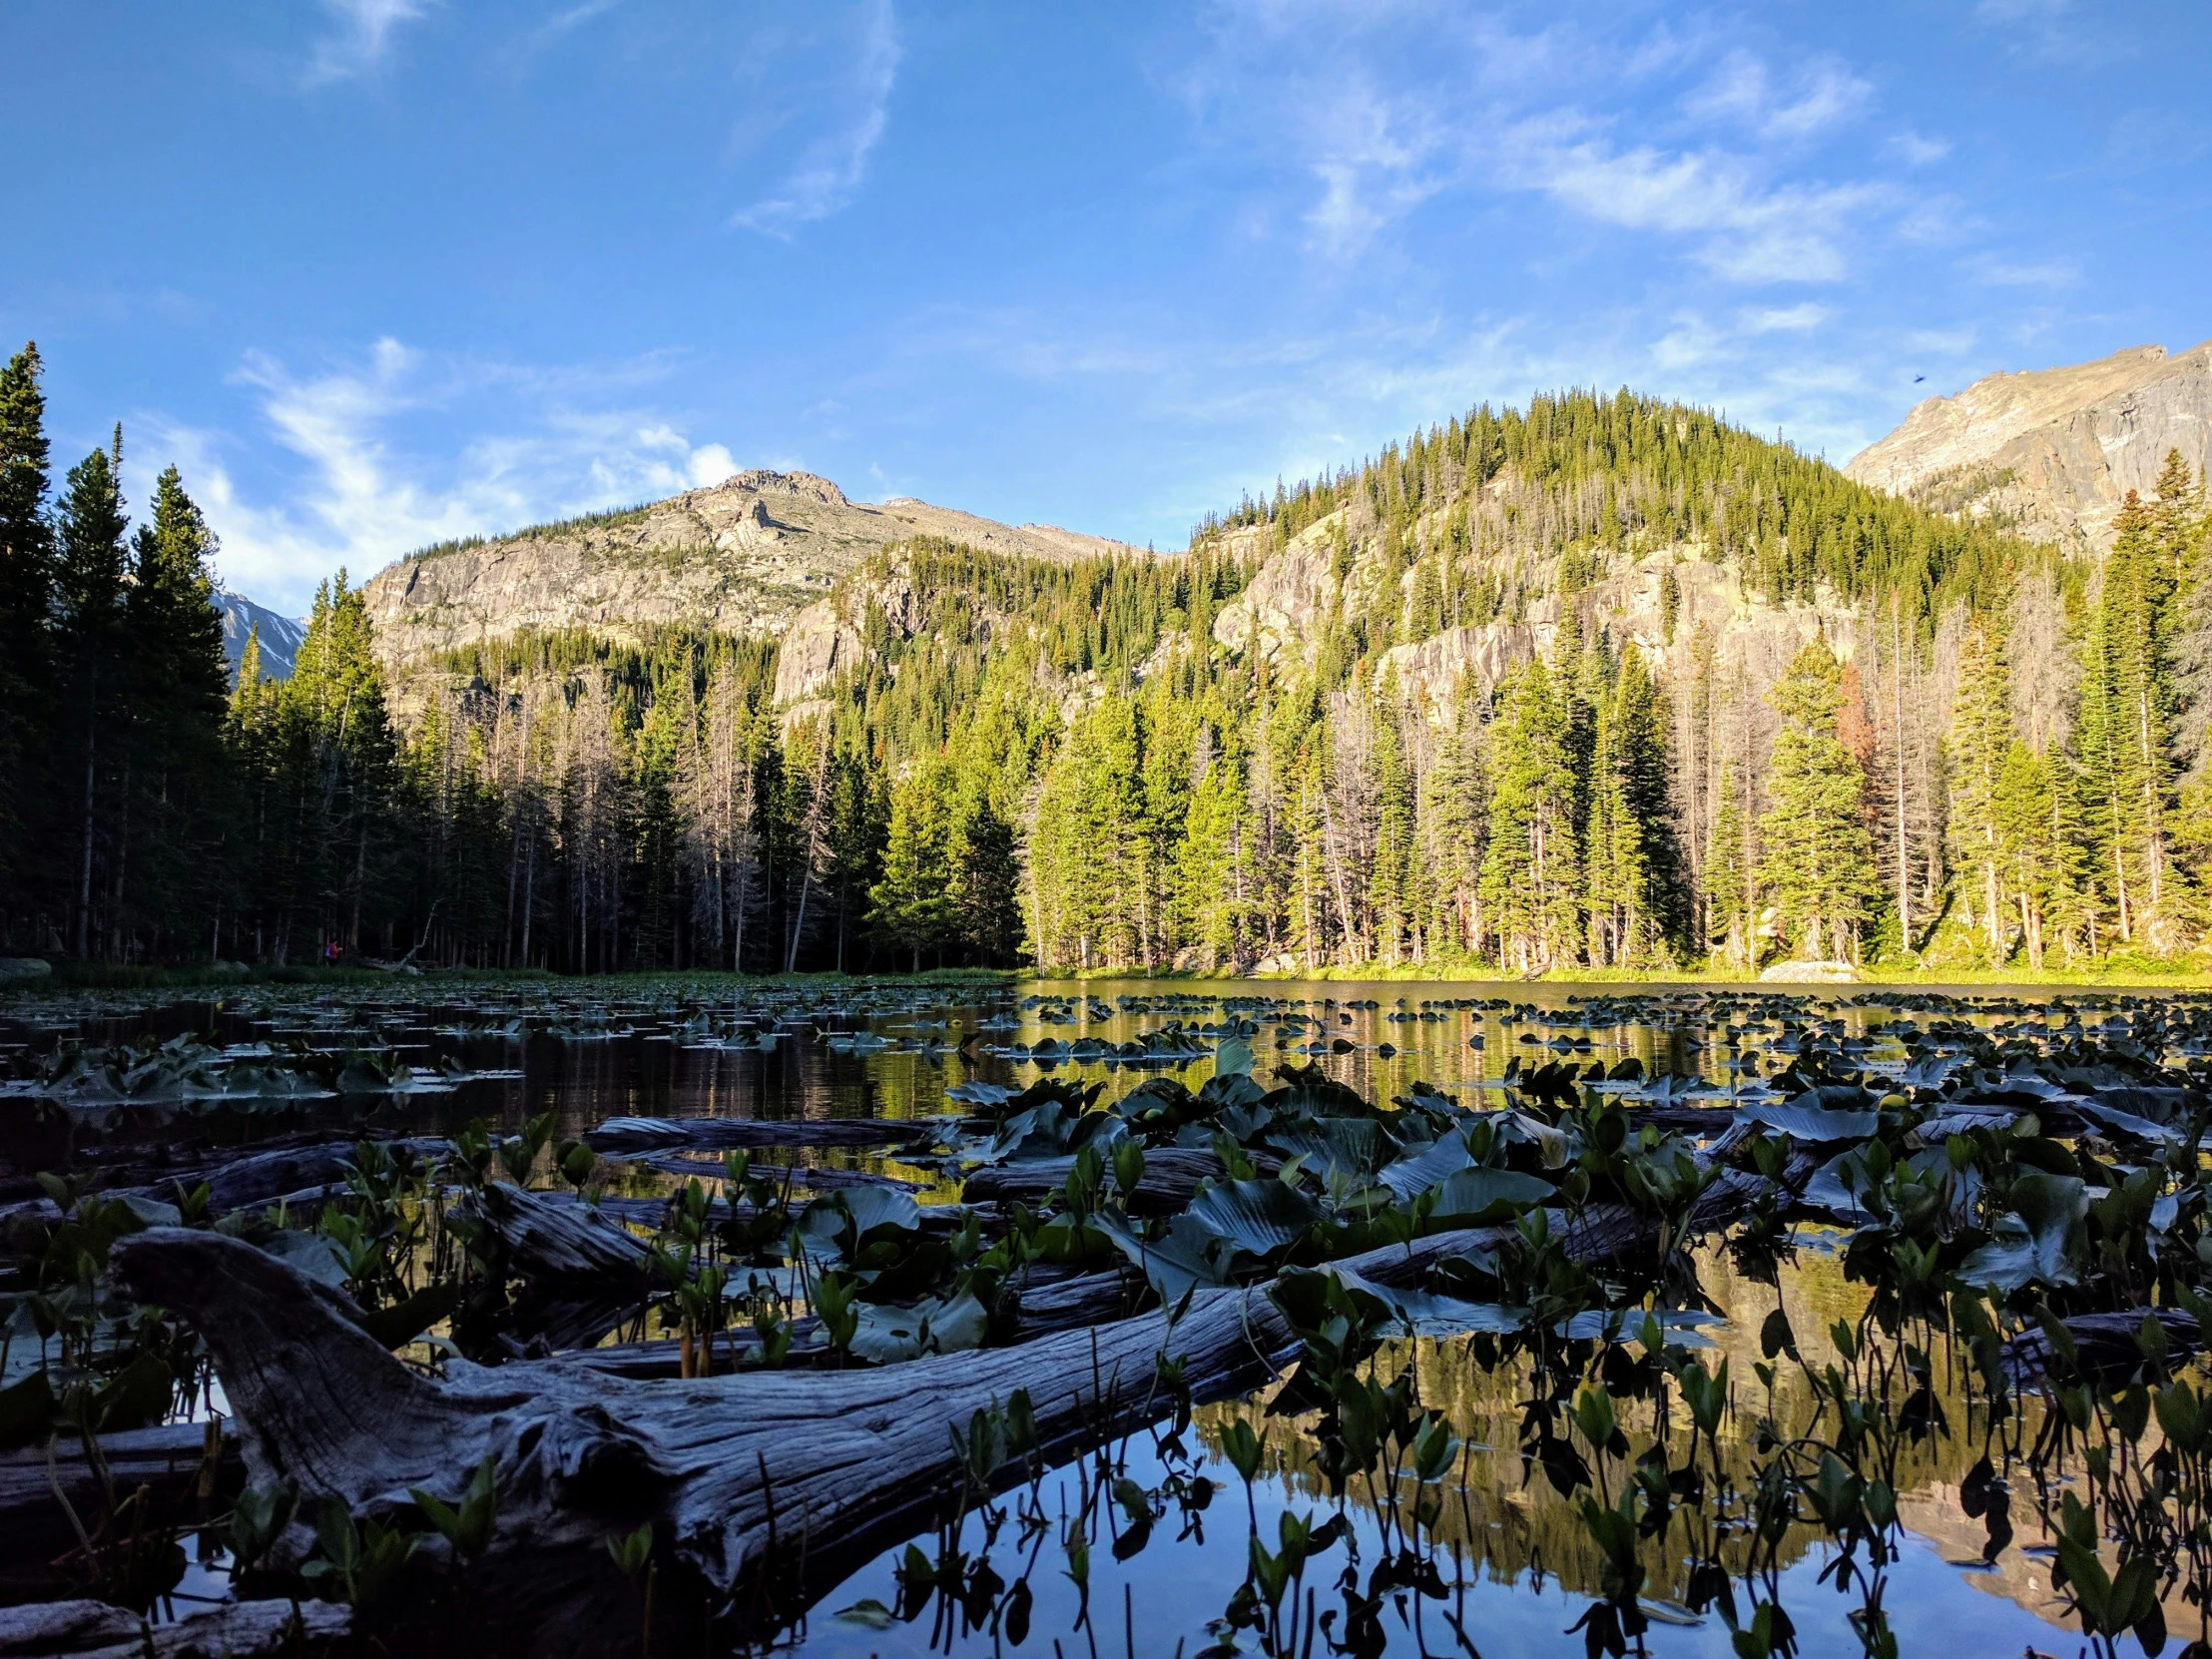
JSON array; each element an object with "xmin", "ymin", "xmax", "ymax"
[{"xmin": 1197, "ymin": 1241, "xmax": 2050, "ymax": 1612}]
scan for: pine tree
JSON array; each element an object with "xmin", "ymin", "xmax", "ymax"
[
  {"xmin": 1944, "ymin": 618, "xmax": 2011, "ymax": 961},
  {"xmin": 869, "ymin": 756, "xmax": 956, "ymax": 971},
  {"xmin": 53, "ymin": 434, "xmax": 130, "ymax": 956},
  {"xmin": 2077, "ymin": 491, "xmax": 2179, "ymax": 945},
  {"xmin": 1586, "ymin": 644, "xmax": 1684, "ymax": 965},
  {"xmin": 951, "ymin": 794, "xmax": 1023, "ymax": 964},
  {"xmin": 1478, "ymin": 657, "xmax": 1580, "ymax": 971},
  {"xmin": 0, "ymin": 344, "xmax": 55, "ymax": 938},
  {"xmin": 1757, "ymin": 638, "xmax": 1880, "ymax": 962},
  {"xmin": 121, "ymin": 465, "xmax": 233, "ymax": 956},
  {"xmin": 1704, "ymin": 767, "xmax": 1754, "ymax": 968}
]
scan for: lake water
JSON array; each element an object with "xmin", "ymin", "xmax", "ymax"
[{"xmin": 1, "ymin": 975, "xmax": 2178, "ymax": 1655}]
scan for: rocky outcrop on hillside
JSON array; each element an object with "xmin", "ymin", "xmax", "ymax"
[
  {"xmin": 360, "ymin": 468, "xmax": 1146, "ymax": 663},
  {"xmin": 1212, "ymin": 511, "xmax": 1839, "ymax": 719},
  {"xmin": 1846, "ymin": 340, "xmax": 2212, "ymax": 550}
]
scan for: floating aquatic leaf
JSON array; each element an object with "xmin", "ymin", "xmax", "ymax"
[
  {"xmin": 798, "ymin": 1187, "xmax": 922, "ymax": 1260},
  {"xmin": 260, "ymin": 1229, "xmax": 351, "ymax": 1288},
  {"xmin": 847, "ymin": 1290, "xmax": 989, "ymax": 1364},
  {"xmin": 1426, "ymin": 1167, "xmax": 1555, "ymax": 1226},
  {"xmin": 1377, "ymin": 1131, "xmax": 1477, "ymax": 1199},
  {"xmin": 1185, "ymin": 1177, "xmax": 1324, "ymax": 1261},
  {"xmin": 1740, "ymin": 1088, "xmax": 1879, "ymax": 1143},
  {"xmin": 1956, "ymin": 1171, "xmax": 2088, "ymax": 1293},
  {"xmin": 1094, "ymin": 1211, "xmax": 1236, "ymax": 1305}
]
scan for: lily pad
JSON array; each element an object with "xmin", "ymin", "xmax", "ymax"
[{"xmin": 1185, "ymin": 1178, "xmax": 1324, "ymax": 1262}]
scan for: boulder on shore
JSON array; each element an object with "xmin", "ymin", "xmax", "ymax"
[{"xmin": 1758, "ymin": 959, "xmax": 1857, "ymax": 984}]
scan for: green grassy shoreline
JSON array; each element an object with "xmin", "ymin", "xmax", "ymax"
[{"xmin": 8, "ymin": 958, "xmax": 2212, "ymax": 995}]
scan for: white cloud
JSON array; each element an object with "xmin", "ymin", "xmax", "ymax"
[
  {"xmin": 137, "ymin": 339, "xmax": 741, "ymax": 613},
  {"xmin": 1967, "ymin": 254, "xmax": 2080, "ymax": 287},
  {"xmin": 1497, "ymin": 117, "xmax": 1890, "ymax": 283},
  {"xmin": 305, "ymin": 0, "xmax": 427, "ymax": 85},
  {"xmin": 1297, "ymin": 77, "xmax": 1453, "ymax": 256},
  {"xmin": 733, "ymin": 0, "xmax": 902, "ymax": 236},
  {"xmin": 1179, "ymin": 12, "xmax": 1904, "ymax": 286},
  {"xmin": 1742, "ymin": 303, "xmax": 1832, "ymax": 333},
  {"xmin": 1974, "ymin": 0, "xmax": 2135, "ymax": 65},
  {"xmin": 1887, "ymin": 130, "xmax": 1950, "ymax": 167},
  {"xmin": 1683, "ymin": 51, "xmax": 1872, "ymax": 142}
]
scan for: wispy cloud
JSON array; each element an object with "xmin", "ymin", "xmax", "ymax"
[
  {"xmin": 1742, "ymin": 303, "xmax": 1832, "ymax": 333},
  {"xmin": 1887, "ymin": 130, "xmax": 1950, "ymax": 167},
  {"xmin": 305, "ymin": 0, "xmax": 427, "ymax": 85},
  {"xmin": 733, "ymin": 0, "xmax": 902, "ymax": 237},
  {"xmin": 139, "ymin": 338, "xmax": 738, "ymax": 611},
  {"xmin": 1682, "ymin": 51, "xmax": 1872, "ymax": 142},
  {"xmin": 1974, "ymin": 0, "xmax": 2135, "ymax": 65},
  {"xmin": 1181, "ymin": 10, "xmax": 1908, "ymax": 283},
  {"xmin": 1966, "ymin": 253, "xmax": 2080, "ymax": 287},
  {"xmin": 1496, "ymin": 115, "xmax": 1891, "ymax": 283}
]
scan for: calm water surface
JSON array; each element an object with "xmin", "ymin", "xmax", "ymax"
[{"xmin": 0, "ymin": 975, "xmax": 2158, "ymax": 1654}]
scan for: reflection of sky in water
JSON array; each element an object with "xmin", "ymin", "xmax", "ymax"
[
  {"xmin": 3, "ymin": 975, "xmax": 2169, "ymax": 1651},
  {"xmin": 801, "ymin": 1433, "xmax": 2071, "ymax": 1659}
]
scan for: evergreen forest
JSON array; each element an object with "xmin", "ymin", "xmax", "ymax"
[{"xmin": 3, "ymin": 339, "xmax": 2209, "ymax": 979}]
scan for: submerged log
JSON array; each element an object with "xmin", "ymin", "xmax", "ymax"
[
  {"xmin": 963, "ymin": 1147, "xmax": 1280, "ymax": 1216},
  {"xmin": 2000, "ymin": 1307, "xmax": 2203, "ymax": 1386},
  {"xmin": 0, "ymin": 1595, "xmax": 348, "ymax": 1657},
  {"xmin": 586, "ymin": 1116, "xmax": 936, "ymax": 1156},
  {"xmin": 0, "ymin": 1422, "xmax": 244, "ymax": 1601},
  {"xmin": 642, "ymin": 1156, "xmax": 927, "ymax": 1193}
]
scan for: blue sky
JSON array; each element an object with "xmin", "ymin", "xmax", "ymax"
[{"xmin": 5, "ymin": 0, "xmax": 2208, "ymax": 613}]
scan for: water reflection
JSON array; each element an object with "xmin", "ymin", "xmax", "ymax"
[{"xmin": 3, "ymin": 974, "xmax": 2197, "ymax": 1654}]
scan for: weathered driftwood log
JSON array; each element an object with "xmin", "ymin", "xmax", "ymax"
[
  {"xmin": 586, "ymin": 1117, "xmax": 935, "ymax": 1156},
  {"xmin": 156, "ymin": 1137, "xmax": 451, "ymax": 1215},
  {"xmin": 642, "ymin": 1155, "xmax": 927, "ymax": 1193},
  {"xmin": 0, "ymin": 1423, "xmax": 244, "ymax": 1601},
  {"xmin": 0, "ymin": 1137, "xmax": 451, "ymax": 1233},
  {"xmin": 0, "ymin": 1595, "xmax": 348, "ymax": 1657},
  {"xmin": 962, "ymin": 1148, "xmax": 1280, "ymax": 1217},
  {"xmin": 458, "ymin": 1184, "xmax": 657, "ymax": 1352},
  {"xmin": 111, "ymin": 1226, "xmax": 1315, "ymax": 1651},
  {"xmin": 105, "ymin": 1142, "xmax": 1808, "ymax": 1652},
  {"xmin": 2001, "ymin": 1307, "xmax": 2203, "ymax": 1386}
]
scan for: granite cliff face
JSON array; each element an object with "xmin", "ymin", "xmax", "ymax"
[
  {"xmin": 1845, "ymin": 340, "xmax": 2212, "ymax": 550},
  {"xmin": 1210, "ymin": 510, "xmax": 1838, "ymax": 722},
  {"xmin": 360, "ymin": 468, "xmax": 1145, "ymax": 663}
]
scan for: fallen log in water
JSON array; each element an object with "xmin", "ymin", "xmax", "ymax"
[
  {"xmin": 105, "ymin": 1136, "xmax": 1811, "ymax": 1652},
  {"xmin": 109, "ymin": 1225, "xmax": 1313, "ymax": 1650},
  {"xmin": 0, "ymin": 1422, "xmax": 244, "ymax": 1601},
  {"xmin": 2001, "ymin": 1307, "xmax": 2204, "ymax": 1386},
  {"xmin": 0, "ymin": 1596, "xmax": 348, "ymax": 1658},
  {"xmin": 642, "ymin": 1155, "xmax": 928, "ymax": 1193},
  {"xmin": 586, "ymin": 1116, "xmax": 936, "ymax": 1156},
  {"xmin": 962, "ymin": 1147, "xmax": 1280, "ymax": 1216}
]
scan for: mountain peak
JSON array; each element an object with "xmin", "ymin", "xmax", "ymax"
[
  {"xmin": 1846, "ymin": 338, "xmax": 2212, "ymax": 549},
  {"xmin": 360, "ymin": 467, "xmax": 1151, "ymax": 662}
]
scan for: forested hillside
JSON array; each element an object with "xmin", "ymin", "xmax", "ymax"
[{"xmin": 3, "ymin": 337, "xmax": 2208, "ymax": 977}]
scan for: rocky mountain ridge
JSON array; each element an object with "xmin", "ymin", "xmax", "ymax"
[
  {"xmin": 1845, "ymin": 339, "xmax": 2212, "ymax": 550},
  {"xmin": 359, "ymin": 468, "xmax": 1150, "ymax": 663}
]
